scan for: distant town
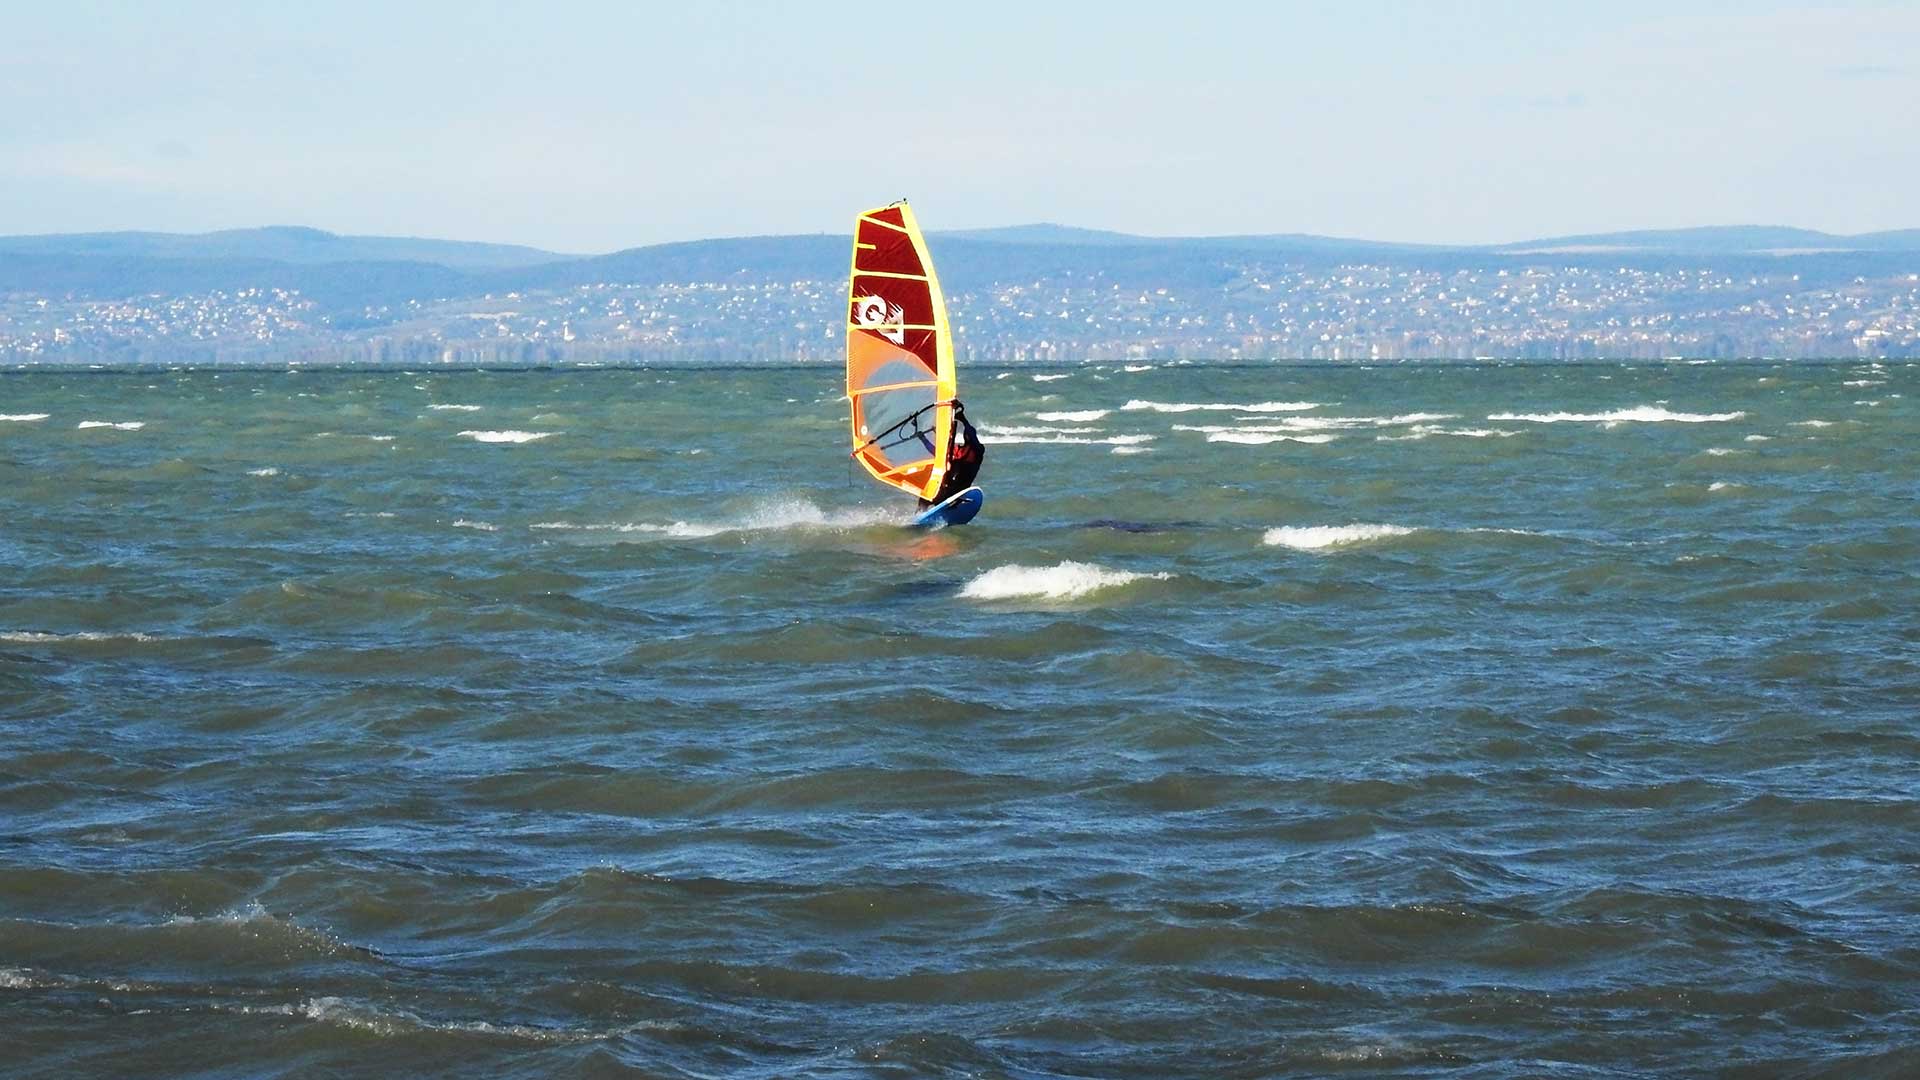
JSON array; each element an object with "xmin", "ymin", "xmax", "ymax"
[{"xmin": 4, "ymin": 226, "xmax": 1918, "ymax": 363}]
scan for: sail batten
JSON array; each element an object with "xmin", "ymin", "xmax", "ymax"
[{"xmin": 845, "ymin": 201, "xmax": 956, "ymax": 500}]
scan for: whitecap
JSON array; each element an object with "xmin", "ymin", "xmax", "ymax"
[
  {"xmin": 960, "ymin": 561, "xmax": 1169, "ymax": 601},
  {"xmin": 1207, "ymin": 432, "xmax": 1336, "ymax": 445},
  {"xmin": 1708, "ymin": 481, "xmax": 1741, "ymax": 492},
  {"xmin": 1031, "ymin": 373, "xmax": 1071, "ymax": 382},
  {"xmin": 246, "ymin": 467, "xmax": 280, "ymax": 477},
  {"xmin": 1111, "ymin": 445, "xmax": 1152, "ymax": 455},
  {"xmin": 1034, "ymin": 409, "xmax": 1110, "ymax": 422},
  {"xmin": 459, "ymin": 429, "xmax": 555, "ymax": 443},
  {"xmin": 1122, "ymin": 364, "xmax": 1154, "ymax": 372},
  {"xmin": 982, "ymin": 424, "xmax": 1104, "ymax": 437},
  {"xmin": 1263, "ymin": 524, "xmax": 1417, "ymax": 550},
  {"xmin": 1123, "ymin": 399, "xmax": 1318, "ymax": 413},
  {"xmin": 1843, "ymin": 379, "xmax": 1885, "ymax": 387},
  {"xmin": 1377, "ymin": 426, "xmax": 1519, "ymax": 441},
  {"xmin": 1793, "ymin": 420, "xmax": 1835, "ymax": 428},
  {"xmin": 452, "ymin": 519, "xmax": 498, "ymax": 531},
  {"xmin": 0, "ymin": 630, "xmax": 159, "ymax": 643},
  {"xmin": 0, "ymin": 413, "xmax": 49, "ymax": 422},
  {"xmin": 76, "ymin": 420, "xmax": 145, "ymax": 430},
  {"xmin": 1487, "ymin": 406, "xmax": 1744, "ymax": 425},
  {"xmin": 1744, "ymin": 434, "xmax": 1772, "ymax": 442},
  {"xmin": 982, "ymin": 433, "xmax": 1154, "ymax": 446}
]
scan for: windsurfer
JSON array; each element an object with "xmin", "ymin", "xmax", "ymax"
[{"xmin": 922, "ymin": 400, "xmax": 984, "ymax": 508}]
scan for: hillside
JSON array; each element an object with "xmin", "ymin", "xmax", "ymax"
[{"xmin": 3, "ymin": 222, "xmax": 1917, "ymax": 362}]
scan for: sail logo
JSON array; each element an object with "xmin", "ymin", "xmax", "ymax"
[{"xmin": 853, "ymin": 295, "xmax": 906, "ymax": 344}]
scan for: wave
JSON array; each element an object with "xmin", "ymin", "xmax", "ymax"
[
  {"xmin": 246, "ymin": 467, "xmax": 280, "ymax": 477},
  {"xmin": 532, "ymin": 498, "xmax": 901, "ymax": 539},
  {"xmin": 1264, "ymin": 524, "xmax": 1417, "ymax": 550},
  {"xmin": 0, "ymin": 630, "xmax": 160, "ymax": 643},
  {"xmin": 1123, "ymin": 364, "xmax": 1154, "ymax": 372},
  {"xmin": 981, "ymin": 424, "xmax": 1103, "ymax": 436},
  {"xmin": 1034, "ymin": 409, "xmax": 1110, "ymax": 422},
  {"xmin": 222, "ymin": 995, "xmax": 677, "ymax": 1045},
  {"xmin": 0, "ymin": 413, "xmax": 49, "ymax": 422},
  {"xmin": 458, "ymin": 429, "xmax": 555, "ymax": 443},
  {"xmin": 1378, "ymin": 425, "xmax": 1519, "ymax": 441},
  {"xmin": 1031, "ymin": 373, "xmax": 1071, "ymax": 382},
  {"xmin": 1793, "ymin": 420, "xmax": 1835, "ymax": 428},
  {"xmin": 1744, "ymin": 434, "xmax": 1772, "ymax": 442},
  {"xmin": 1123, "ymin": 399, "xmax": 1319, "ymax": 413},
  {"xmin": 1110, "ymin": 445, "xmax": 1152, "ymax": 455},
  {"xmin": 960, "ymin": 561, "xmax": 1170, "ymax": 600},
  {"xmin": 76, "ymin": 420, "xmax": 145, "ymax": 430},
  {"xmin": 1206, "ymin": 432, "xmax": 1336, "ymax": 445},
  {"xmin": 427, "ymin": 403, "xmax": 484, "ymax": 411},
  {"xmin": 452, "ymin": 519, "xmax": 498, "ymax": 531},
  {"xmin": 983, "ymin": 433, "xmax": 1154, "ymax": 446},
  {"xmin": 1487, "ymin": 405, "xmax": 1744, "ymax": 425}
]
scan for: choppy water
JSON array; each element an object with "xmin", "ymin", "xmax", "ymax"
[{"xmin": 3, "ymin": 359, "xmax": 1917, "ymax": 1078}]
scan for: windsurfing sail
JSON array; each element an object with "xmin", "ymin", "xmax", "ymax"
[{"xmin": 846, "ymin": 201, "xmax": 956, "ymax": 501}]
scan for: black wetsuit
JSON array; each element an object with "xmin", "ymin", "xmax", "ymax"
[{"xmin": 923, "ymin": 402, "xmax": 984, "ymax": 508}]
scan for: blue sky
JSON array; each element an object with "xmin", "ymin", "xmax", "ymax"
[{"xmin": 1, "ymin": 1, "xmax": 1914, "ymax": 251}]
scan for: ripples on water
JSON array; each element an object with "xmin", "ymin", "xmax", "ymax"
[{"xmin": 2, "ymin": 360, "xmax": 1917, "ymax": 1077}]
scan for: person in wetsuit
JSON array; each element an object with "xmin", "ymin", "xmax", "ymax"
[{"xmin": 921, "ymin": 399, "xmax": 984, "ymax": 509}]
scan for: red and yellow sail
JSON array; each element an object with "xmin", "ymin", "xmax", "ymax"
[{"xmin": 846, "ymin": 201, "xmax": 956, "ymax": 501}]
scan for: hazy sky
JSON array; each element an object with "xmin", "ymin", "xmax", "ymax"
[{"xmin": 2, "ymin": 1, "xmax": 1915, "ymax": 251}]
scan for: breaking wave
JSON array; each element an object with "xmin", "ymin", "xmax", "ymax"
[
  {"xmin": 76, "ymin": 420, "xmax": 145, "ymax": 430},
  {"xmin": 1264, "ymin": 524, "xmax": 1418, "ymax": 550},
  {"xmin": 427, "ymin": 403, "xmax": 484, "ymax": 411},
  {"xmin": 459, "ymin": 430, "xmax": 555, "ymax": 443},
  {"xmin": 1487, "ymin": 406, "xmax": 1744, "ymax": 425},
  {"xmin": 0, "ymin": 630, "xmax": 161, "ymax": 644},
  {"xmin": 0, "ymin": 413, "xmax": 49, "ymax": 422},
  {"xmin": 1034, "ymin": 409, "xmax": 1111, "ymax": 422},
  {"xmin": 983, "ymin": 433, "xmax": 1155, "ymax": 446},
  {"xmin": 1206, "ymin": 432, "xmax": 1336, "ymax": 445},
  {"xmin": 960, "ymin": 561, "xmax": 1171, "ymax": 600},
  {"xmin": 1123, "ymin": 399, "xmax": 1319, "ymax": 413}
]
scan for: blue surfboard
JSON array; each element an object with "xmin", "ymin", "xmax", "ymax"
[{"xmin": 910, "ymin": 486, "xmax": 984, "ymax": 529}]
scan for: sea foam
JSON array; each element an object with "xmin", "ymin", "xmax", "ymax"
[
  {"xmin": 1263, "ymin": 524, "xmax": 1417, "ymax": 550},
  {"xmin": 76, "ymin": 420, "xmax": 145, "ymax": 430},
  {"xmin": 960, "ymin": 561, "xmax": 1169, "ymax": 600},
  {"xmin": 1034, "ymin": 409, "xmax": 1111, "ymax": 422},
  {"xmin": 1206, "ymin": 432, "xmax": 1336, "ymax": 445},
  {"xmin": 983, "ymin": 433, "xmax": 1154, "ymax": 446},
  {"xmin": 1487, "ymin": 406, "xmax": 1744, "ymax": 425},
  {"xmin": 0, "ymin": 413, "xmax": 49, "ymax": 422},
  {"xmin": 459, "ymin": 430, "xmax": 555, "ymax": 443},
  {"xmin": 532, "ymin": 498, "xmax": 899, "ymax": 538},
  {"xmin": 0, "ymin": 630, "xmax": 161, "ymax": 643},
  {"xmin": 1123, "ymin": 399, "xmax": 1319, "ymax": 413}
]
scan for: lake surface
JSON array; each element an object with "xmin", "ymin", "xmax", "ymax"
[{"xmin": 2, "ymin": 359, "xmax": 1917, "ymax": 1078}]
